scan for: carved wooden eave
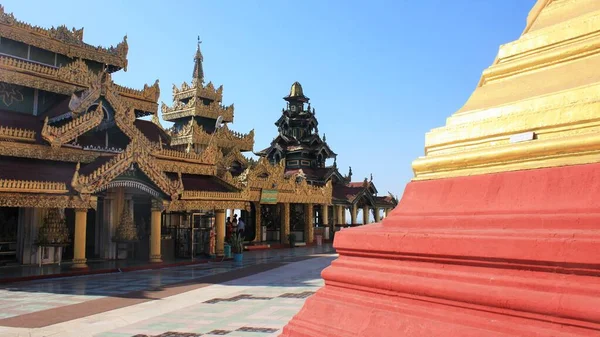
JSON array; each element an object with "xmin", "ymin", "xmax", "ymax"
[
  {"xmin": 172, "ymin": 79, "xmax": 223, "ymax": 102},
  {"xmin": 71, "ymin": 141, "xmax": 183, "ymax": 200},
  {"xmin": 0, "ymin": 192, "xmax": 97, "ymax": 209},
  {"xmin": 0, "ymin": 125, "xmax": 36, "ymax": 142},
  {"xmin": 0, "ymin": 56, "xmax": 158, "ymax": 110},
  {"xmin": 181, "ymin": 188, "xmax": 250, "ymax": 201},
  {"xmin": 0, "ymin": 140, "xmax": 102, "ymax": 163},
  {"xmin": 152, "ymin": 144, "xmax": 218, "ymax": 166},
  {"xmin": 167, "ymin": 199, "xmax": 249, "ymax": 212},
  {"xmin": 0, "ymin": 179, "xmax": 68, "ymax": 194},
  {"xmin": 238, "ymin": 157, "xmax": 333, "ymax": 204},
  {"xmin": 161, "ymin": 97, "xmax": 234, "ymax": 123},
  {"xmin": 42, "ymin": 101, "xmax": 104, "ymax": 147},
  {"xmin": 216, "ymin": 147, "xmax": 249, "ymax": 173},
  {"xmin": 168, "ymin": 119, "xmax": 254, "ymax": 151},
  {"xmin": 0, "ymin": 5, "xmax": 128, "ymax": 70},
  {"xmin": 157, "ymin": 159, "xmax": 216, "ymax": 176}
]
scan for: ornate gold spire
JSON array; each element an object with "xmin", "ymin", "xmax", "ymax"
[{"xmin": 193, "ymin": 36, "xmax": 204, "ymax": 84}]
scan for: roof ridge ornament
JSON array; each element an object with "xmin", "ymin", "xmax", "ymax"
[{"xmin": 193, "ymin": 35, "xmax": 204, "ymax": 84}]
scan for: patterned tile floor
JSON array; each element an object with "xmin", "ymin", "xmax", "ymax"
[
  {"xmin": 0, "ymin": 245, "xmax": 334, "ymax": 321},
  {"xmin": 95, "ymin": 254, "xmax": 332, "ymax": 337}
]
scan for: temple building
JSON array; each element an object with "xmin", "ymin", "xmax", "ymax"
[
  {"xmin": 0, "ymin": 7, "xmax": 250, "ymax": 267},
  {"xmin": 256, "ymin": 82, "xmax": 397, "ymax": 238}
]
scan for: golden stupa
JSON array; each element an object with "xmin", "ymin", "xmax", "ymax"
[{"xmin": 413, "ymin": 0, "xmax": 600, "ymax": 180}]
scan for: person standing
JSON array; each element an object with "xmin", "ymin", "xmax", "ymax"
[{"xmin": 237, "ymin": 218, "xmax": 246, "ymax": 237}]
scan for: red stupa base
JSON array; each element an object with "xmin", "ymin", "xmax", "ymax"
[{"xmin": 281, "ymin": 163, "xmax": 600, "ymax": 337}]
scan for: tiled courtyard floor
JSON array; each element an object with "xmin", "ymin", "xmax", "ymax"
[{"xmin": 0, "ymin": 245, "xmax": 335, "ymax": 337}]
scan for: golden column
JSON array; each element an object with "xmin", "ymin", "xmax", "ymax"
[
  {"xmin": 150, "ymin": 200, "xmax": 163, "ymax": 263},
  {"xmin": 215, "ymin": 209, "xmax": 226, "ymax": 256},
  {"xmin": 322, "ymin": 204, "xmax": 330, "ymax": 240},
  {"xmin": 362, "ymin": 206, "xmax": 370, "ymax": 225},
  {"xmin": 336, "ymin": 205, "xmax": 343, "ymax": 225},
  {"xmin": 73, "ymin": 208, "xmax": 88, "ymax": 268},
  {"xmin": 281, "ymin": 203, "xmax": 290, "ymax": 244},
  {"xmin": 351, "ymin": 205, "xmax": 357, "ymax": 225},
  {"xmin": 253, "ymin": 202, "xmax": 262, "ymax": 242},
  {"xmin": 342, "ymin": 207, "xmax": 347, "ymax": 224},
  {"xmin": 305, "ymin": 203, "xmax": 314, "ymax": 244},
  {"xmin": 385, "ymin": 208, "xmax": 390, "ymax": 217},
  {"xmin": 374, "ymin": 207, "xmax": 380, "ymax": 223}
]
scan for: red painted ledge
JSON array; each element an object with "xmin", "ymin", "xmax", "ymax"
[
  {"xmin": 0, "ymin": 257, "xmax": 233, "ymax": 284},
  {"xmin": 281, "ymin": 162, "xmax": 600, "ymax": 337}
]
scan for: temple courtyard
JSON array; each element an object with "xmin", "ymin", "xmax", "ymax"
[{"xmin": 0, "ymin": 245, "xmax": 335, "ymax": 337}]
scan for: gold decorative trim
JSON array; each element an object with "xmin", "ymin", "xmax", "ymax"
[
  {"xmin": 168, "ymin": 200, "xmax": 249, "ymax": 212},
  {"xmin": 0, "ymin": 5, "xmax": 128, "ymax": 70},
  {"xmin": 0, "ymin": 179, "xmax": 68, "ymax": 193},
  {"xmin": 161, "ymin": 97, "xmax": 234, "ymax": 122},
  {"xmin": 168, "ymin": 119, "xmax": 254, "ymax": 151},
  {"xmin": 0, "ymin": 125, "xmax": 36, "ymax": 142},
  {"xmin": 412, "ymin": 132, "xmax": 600, "ymax": 181},
  {"xmin": 0, "ymin": 140, "xmax": 101, "ymax": 163},
  {"xmin": 157, "ymin": 159, "xmax": 216, "ymax": 175},
  {"xmin": 41, "ymin": 101, "xmax": 104, "ymax": 147},
  {"xmin": 172, "ymin": 79, "xmax": 223, "ymax": 102},
  {"xmin": 0, "ymin": 192, "xmax": 97, "ymax": 209},
  {"xmin": 181, "ymin": 188, "xmax": 249, "ymax": 201}
]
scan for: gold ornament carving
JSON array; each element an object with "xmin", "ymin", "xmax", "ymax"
[
  {"xmin": 71, "ymin": 140, "xmax": 183, "ymax": 200},
  {"xmin": 157, "ymin": 159, "xmax": 216, "ymax": 175},
  {"xmin": 112, "ymin": 202, "xmax": 139, "ymax": 243},
  {"xmin": 0, "ymin": 5, "xmax": 128, "ymax": 70},
  {"xmin": 0, "ymin": 179, "xmax": 68, "ymax": 194},
  {"xmin": 0, "ymin": 192, "xmax": 97, "ymax": 209},
  {"xmin": 35, "ymin": 208, "xmax": 71, "ymax": 245},
  {"xmin": 172, "ymin": 79, "xmax": 223, "ymax": 102},
  {"xmin": 168, "ymin": 119, "xmax": 254, "ymax": 151},
  {"xmin": 161, "ymin": 97, "xmax": 234, "ymax": 123},
  {"xmin": 42, "ymin": 101, "xmax": 104, "ymax": 147},
  {"xmin": 0, "ymin": 140, "xmax": 101, "ymax": 163},
  {"xmin": 168, "ymin": 199, "xmax": 249, "ymax": 212},
  {"xmin": 0, "ymin": 125, "xmax": 36, "ymax": 142}
]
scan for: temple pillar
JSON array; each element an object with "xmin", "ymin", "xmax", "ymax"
[
  {"xmin": 384, "ymin": 207, "xmax": 390, "ymax": 218},
  {"xmin": 350, "ymin": 205, "xmax": 357, "ymax": 225},
  {"xmin": 362, "ymin": 205, "xmax": 369, "ymax": 225},
  {"xmin": 374, "ymin": 207, "xmax": 381, "ymax": 222},
  {"xmin": 335, "ymin": 205, "xmax": 343, "ymax": 225},
  {"xmin": 253, "ymin": 203, "xmax": 261, "ymax": 242},
  {"xmin": 304, "ymin": 203, "xmax": 314, "ymax": 244},
  {"xmin": 281, "ymin": 203, "xmax": 290, "ymax": 244},
  {"xmin": 215, "ymin": 209, "xmax": 226, "ymax": 256},
  {"xmin": 342, "ymin": 207, "xmax": 347, "ymax": 224},
  {"xmin": 72, "ymin": 208, "xmax": 88, "ymax": 268},
  {"xmin": 149, "ymin": 200, "xmax": 163, "ymax": 263}
]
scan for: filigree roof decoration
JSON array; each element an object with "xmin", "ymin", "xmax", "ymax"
[
  {"xmin": 0, "ymin": 56, "xmax": 156, "ymax": 109},
  {"xmin": 42, "ymin": 101, "xmax": 104, "ymax": 148},
  {"xmin": 168, "ymin": 119, "xmax": 254, "ymax": 151},
  {"xmin": 0, "ymin": 179, "xmax": 68, "ymax": 194},
  {"xmin": 0, "ymin": 125, "xmax": 36, "ymax": 142},
  {"xmin": 0, "ymin": 5, "xmax": 128, "ymax": 70},
  {"xmin": 71, "ymin": 140, "xmax": 183, "ymax": 200},
  {"xmin": 161, "ymin": 96, "xmax": 234, "ymax": 123},
  {"xmin": 172, "ymin": 79, "xmax": 223, "ymax": 102}
]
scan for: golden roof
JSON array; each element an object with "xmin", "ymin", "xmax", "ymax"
[{"xmin": 289, "ymin": 82, "xmax": 304, "ymax": 98}]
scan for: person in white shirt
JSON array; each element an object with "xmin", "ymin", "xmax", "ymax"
[{"xmin": 237, "ymin": 218, "xmax": 245, "ymax": 237}]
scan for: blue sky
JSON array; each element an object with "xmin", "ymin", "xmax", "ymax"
[{"xmin": 7, "ymin": 0, "xmax": 535, "ymax": 198}]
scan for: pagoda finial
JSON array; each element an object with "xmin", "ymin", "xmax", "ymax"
[
  {"xmin": 323, "ymin": 133, "xmax": 326, "ymax": 141},
  {"xmin": 370, "ymin": 173, "xmax": 373, "ymax": 181},
  {"xmin": 193, "ymin": 36, "xmax": 204, "ymax": 84},
  {"xmin": 348, "ymin": 166, "xmax": 353, "ymax": 179}
]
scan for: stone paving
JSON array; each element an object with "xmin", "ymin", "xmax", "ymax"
[{"xmin": 0, "ymin": 245, "xmax": 335, "ymax": 337}]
